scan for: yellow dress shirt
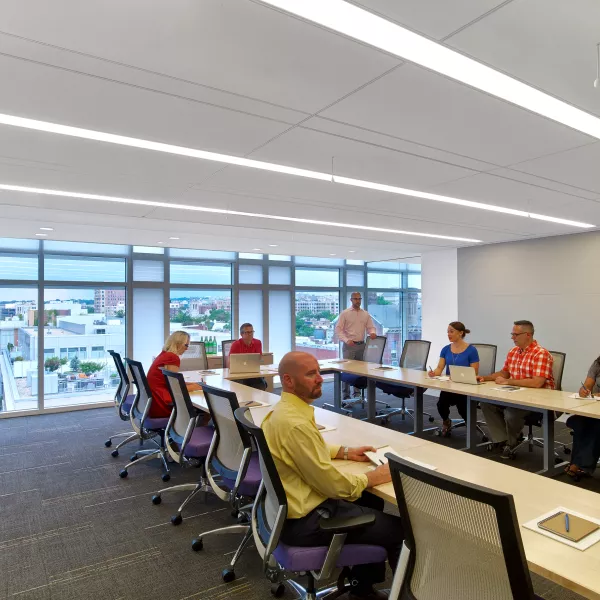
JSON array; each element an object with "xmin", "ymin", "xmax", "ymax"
[{"xmin": 261, "ymin": 392, "xmax": 369, "ymax": 519}]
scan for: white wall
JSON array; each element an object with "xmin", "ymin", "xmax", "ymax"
[
  {"xmin": 421, "ymin": 248, "xmax": 458, "ymax": 364},
  {"xmin": 458, "ymin": 231, "xmax": 600, "ymax": 392}
]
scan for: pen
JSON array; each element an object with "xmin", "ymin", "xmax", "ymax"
[
  {"xmin": 565, "ymin": 513, "xmax": 570, "ymax": 532},
  {"xmin": 580, "ymin": 382, "xmax": 593, "ymax": 398}
]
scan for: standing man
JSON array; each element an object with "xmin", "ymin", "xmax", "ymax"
[
  {"xmin": 335, "ymin": 292, "xmax": 377, "ymax": 399},
  {"xmin": 229, "ymin": 322, "xmax": 267, "ymax": 391},
  {"xmin": 262, "ymin": 351, "xmax": 402, "ymax": 600},
  {"xmin": 478, "ymin": 320, "xmax": 555, "ymax": 459}
]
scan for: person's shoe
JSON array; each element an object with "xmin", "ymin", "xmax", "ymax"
[
  {"xmin": 352, "ymin": 390, "xmax": 362, "ymax": 398},
  {"xmin": 501, "ymin": 444, "xmax": 517, "ymax": 460}
]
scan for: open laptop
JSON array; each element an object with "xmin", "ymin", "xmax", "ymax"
[
  {"xmin": 229, "ymin": 353, "xmax": 262, "ymax": 375},
  {"xmin": 449, "ymin": 365, "xmax": 482, "ymax": 385}
]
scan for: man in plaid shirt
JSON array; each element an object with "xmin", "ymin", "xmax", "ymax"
[{"xmin": 478, "ymin": 320, "xmax": 555, "ymax": 459}]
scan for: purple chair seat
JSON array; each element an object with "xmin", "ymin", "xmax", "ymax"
[
  {"xmin": 222, "ymin": 453, "xmax": 261, "ymax": 496},
  {"xmin": 274, "ymin": 542, "xmax": 387, "ymax": 572},
  {"xmin": 184, "ymin": 426, "xmax": 214, "ymax": 458},
  {"xmin": 122, "ymin": 394, "xmax": 135, "ymax": 410},
  {"xmin": 144, "ymin": 417, "xmax": 169, "ymax": 430}
]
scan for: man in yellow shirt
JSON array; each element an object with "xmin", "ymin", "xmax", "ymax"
[{"xmin": 262, "ymin": 352, "xmax": 403, "ymax": 600}]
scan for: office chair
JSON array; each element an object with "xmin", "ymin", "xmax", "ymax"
[
  {"xmin": 104, "ymin": 350, "xmax": 139, "ymax": 455},
  {"xmin": 190, "ymin": 384, "xmax": 262, "ymax": 583},
  {"xmin": 222, "ymin": 339, "xmax": 235, "ymax": 369},
  {"xmin": 150, "ymin": 370, "xmax": 214, "ymax": 525},
  {"xmin": 323, "ymin": 336, "xmax": 389, "ymax": 414},
  {"xmin": 387, "ymin": 454, "xmax": 545, "ymax": 600},
  {"xmin": 440, "ymin": 343, "xmax": 496, "ymax": 441},
  {"xmin": 234, "ymin": 406, "xmax": 388, "ymax": 600},
  {"xmin": 510, "ymin": 351, "xmax": 567, "ymax": 461},
  {"xmin": 179, "ymin": 341, "xmax": 208, "ymax": 372},
  {"xmin": 120, "ymin": 358, "xmax": 171, "ymax": 481},
  {"xmin": 375, "ymin": 340, "xmax": 434, "ymax": 425}
]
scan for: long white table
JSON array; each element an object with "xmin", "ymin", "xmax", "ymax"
[{"xmin": 182, "ymin": 370, "xmax": 600, "ymax": 599}]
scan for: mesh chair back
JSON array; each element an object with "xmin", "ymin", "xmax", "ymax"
[
  {"xmin": 201, "ymin": 384, "xmax": 252, "ymax": 473},
  {"xmin": 548, "ymin": 351, "xmax": 566, "ymax": 391},
  {"xmin": 363, "ymin": 336, "xmax": 387, "ymax": 364},
  {"xmin": 108, "ymin": 350, "xmax": 130, "ymax": 413},
  {"xmin": 388, "ymin": 455, "xmax": 536, "ymax": 600},
  {"xmin": 162, "ymin": 370, "xmax": 199, "ymax": 448},
  {"xmin": 234, "ymin": 407, "xmax": 288, "ymax": 545},
  {"xmin": 179, "ymin": 341, "xmax": 208, "ymax": 371},
  {"xmin": 222, "ymin": 340, "xmax": 235, "ymax": 369},
  {"xmin": 472, "ymin": 344, "xmax": 497, "ymax": 378},
  {"xmin": 400, "ymin": 340, "xmax": 431, "ymax": 371},
  {"xmin": 124, "ymin": 358, "xmax": 153, "ymax": 421}
]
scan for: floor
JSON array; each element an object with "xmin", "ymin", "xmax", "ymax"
[{"xmin": 0, "ymin": 382, "xmax": 596, "ymax": 600}]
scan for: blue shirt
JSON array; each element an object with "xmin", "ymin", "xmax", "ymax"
[{"xmin": 440, "ymin": 344, "xmax": 479, "ymax": 375}]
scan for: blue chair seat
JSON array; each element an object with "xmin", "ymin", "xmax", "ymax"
[
  {"xmin": 274, "ymin": 542, "xmax": 387, "ymax": 572},
  {"xmin": 218, "ymin": 453, "xmax": 262, "ymax": 496},
  {"xmin": 122, "ymin": 394, "xmax": 135, "ymax": 410},
  {"xmin": 144, "ymin": 417, "xmax": 169, "ymax": 430},
  {"xmin": 341, "ymin": 373, "xmax": 367, "ymax": 388},
  {"xmin": 184, "ymin": 426, "xmax": 214, "ymax": 458}
]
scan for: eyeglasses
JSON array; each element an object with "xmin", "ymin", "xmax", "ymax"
[
  {"xmin": 242, "ymin": 330, "xmax": 255, "ymax": 335},
  {"xmin": 510, "ymin": 332, "xmax": 528, "ymax": 337},
  {"xmin": 184, "ymin": 343, "xmax": 190, "ymax": 348},
  {"xmin": 351, "ymin": 297, "xmax": 362, "ymax": 300}
]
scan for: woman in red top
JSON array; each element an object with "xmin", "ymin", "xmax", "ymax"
[{"xmin": 147, "ymin": 330, "xmax": 190, "ymax": 418}]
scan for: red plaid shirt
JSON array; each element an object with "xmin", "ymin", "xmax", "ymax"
[{"xmin": 502, "ymin": 340, "xmax": 555, "ymax": 389}]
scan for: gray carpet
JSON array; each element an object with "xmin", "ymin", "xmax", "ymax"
[{"xmin": 0, "ymin": 382, "xmax": 595, "ymax": 600}]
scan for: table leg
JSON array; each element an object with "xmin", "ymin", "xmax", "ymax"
[
  {"xmin": 366, "ymin": 379, "xmax": 376, "ymax": 424},
  {"xmin": 414, "ymin": 386, "xmax": 424, "ymax": 434},
  {"xmin": 541, "ymin": 409, "xmax": 555, "ymax": 475},
  {"xmin": 333, "ymin": 372, "xmax": 342, "ymax": 412},
  {"xmin": 465, "ymin": 396, "xmax": 478, "ymax": 451}
]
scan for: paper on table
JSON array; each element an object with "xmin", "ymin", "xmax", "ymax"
[
  {"xmin": 372, "ymin": 366, "xmax": 396, "ymax": 371},
  {"xmin": 569, "ymin": 393, "xmax": 598, "ymax": 400},
  {"xmin": 428, "ymin": 376, "xmax": 450, "ymax": 381},
  {"xmin": 328, "ymin": 360, "xmax": 349, "ymax": 364},
  {"xmin": 200, "ymin": 370, "xmax": 217, "ymax": 375},
  {"xmin": 523, "ymin": 506, "xmax": 600, "ymax": 551},
  {"xmin": 365, "ymin": 446, "xmax": 437, "ymax": 470},
  {"xmin": 238, "ymin": 399, "xmax": 269, "ymax": 408},
  {"xmin": 490, "ymin": 386, "xmax": 524, "ymax": 392},
  {"xmin": 316, "ymin": 423, "xmax": 336, "ymax": 433}
]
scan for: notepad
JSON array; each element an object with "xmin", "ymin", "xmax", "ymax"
[
  {"xmin": 373, "ymin": 366, "xmax": 396, "ymax": 371},
  {"xmin": 491, "ymin": 386, "xmax": 524, "ymax": 392},
  {"xmin": 328, "ymin": 360, "xmax": 349, "ymax": 364},
  {"xmin": 199, "ymin": 370, "xmax": 217, "ymax": 375},
  {"xmin": 185, "ymin": 382, "xmax": 203, "ymax": 393},
  {"xmin": 239, "ymin": 399, "xmax": 269, "ymax": 408},
  {"xmin": 364, "ymin": 446, "xmax": 437, "ymax": 471}
]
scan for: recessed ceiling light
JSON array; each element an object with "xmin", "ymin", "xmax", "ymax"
[
  {"xmin": 348, "ymin": 250, "xmax": 356, "ymax": 253},
  {"xmin": 157, "ymin": 241, "xmax": 164, "ymax": 244},
  {"xmin": 260, "ymin": 0, "xmax": 600, "ymax": 142},
  {"xmin": 0, "ymin": 183, "xmax": 482, "ymax": 242},
  {"xmin": 0, "ymin": 113, "xmax": 591, "ymax": 229},
  {"xmin": 252, "ymin": 248, "xmax": 262, "ymax": 251},
  {"xmin": 268, "ymin": 244, "xmax": 278, "ymax": 247},
  {"xmin": 169, "ymin": 236, "xmax": 180, "ymax": 240},
  {"xmin": 35, "ymin": 233, "xmax": 47, "ymax": 237},
  {"xmin": 39, "ymin": 227, "xmax": 54, "ymax": 231},
  {"xmin": 329, "ymin": 253, "xmax": 336, "ymax": 256}
]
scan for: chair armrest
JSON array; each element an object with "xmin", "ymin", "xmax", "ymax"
[{"xmin": 318, "ymin": 513, "xmax": 375, "ymax": 533}]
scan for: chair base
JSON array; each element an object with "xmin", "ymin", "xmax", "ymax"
[
  {"xmin": 283, "ymin": 579, "xmax": 343, "ymax": 600},
  {"xmin": 152, "ymin": 476, "xmax": 213, "ymax": 522},
  {"xmin": 120, "ymin": 445, "xmax": 170, "ymax": 479}
]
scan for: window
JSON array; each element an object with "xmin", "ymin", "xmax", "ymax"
[
  {"xmin": 367, "ymin": 271, "xmax": 401, "ymax": 289},
  {"xmin": 133, "ymin": 245, "xmax": 165, "ymax": 255},
  {"xmin": 408, "ymin": 272, "xmax": 421, "ymax": 289},
  {"xmin": 296, "ymin": 256, "xmax": 344, "ymax": 266},
  {"xmin": 346, "ymin": 259, "xmax": 365, "ymax": 266},
  {"xmin": 133, "ymin": 260, "xmax": 164, "ymax": 282},
  {"xmin": 269, "ymin": 266, "xmax": 291, "ymax": 285},
  {"xmin": 91, "ymin": 346, "xmax": 105, "ymax": 358},
  {"xmin": 170, "ymin": 248, "xmax": 235, "ymax": 260},
  {"xmin": 0, "ymin": 238, "xmax": 39, "ymax": 251},
  {"xmin": 133, "ymin": 288, "xmax": 164, "ymax": 371},
  {"xmin": 295, "ymin": 291, "xmax": 340, "ymax": 359},
  {"xmin": 346, "ymin": 270, "xmax": 364, "ymax": 287},
  {"xmin": 295, "ymin": 268, "xmax": 339, "ymax": 287},
  {"xmin": 44, "ymin": 241, "xmax": 128, "ymax": 255},
  {"xmin": 239, "ymin": 290, "xmax": 263, "ymax": 342},
  {"xmin": 0, "ymin": 253, "xmax": 38, "ymax": 280},
  {"xmin": 269, "ymin": 290, "xmax": 291, "ymax": 364},
  {"xmin": 170, "ymin": 262, "xmax": 232, "ymax": 285},
  {"xmin": 368, "ymin": 292, "xmax": 401, "ymax": 366},
  {"xmin": 405, "ymin": 292, "xmax": 422, "ymax": 341},
  {"xmin": 268, "ymin": 254, "xmax": 291, "ymax": 261},
  {"xmin": 239, "ymin": 265, "xmax": 263, "ymax": 284},
  {"xmin": 170, "ymin": 289, "xmax": 231, "ymax": 354},
  {"xmin": 44, "ymin": 256, "xmax": 126, "ymax": 282},
  {"xmin": 238, "ymin": 253, "xmax": 263, "ymax": 260}
]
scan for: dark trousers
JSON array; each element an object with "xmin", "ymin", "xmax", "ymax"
[
  {"xmin": 281, "ymin": 492, "xmax": 403, "ymax": 595},
  {"xmin": 436, "ymin": 391, "xmax": 467, "ymax": 421},
  {"xmin": 567, "ymin": 415, "xmax": 600, "ymax": 474},
  {"xmin": 234, "ymin": 377, "xmax": 268, "ymax": 391}
]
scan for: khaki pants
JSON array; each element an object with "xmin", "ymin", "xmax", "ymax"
[{"xmin": 481, "ymin": 403, "xmax": 531, "ymax": 446}]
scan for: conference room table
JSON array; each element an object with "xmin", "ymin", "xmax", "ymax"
[
  {"xmin": 318, "ymin": 359, "xmax": 600, "ymax": 476},
  {"xmin": 182, "ymin": 371, "xmax": 600, "ymax": 600}
]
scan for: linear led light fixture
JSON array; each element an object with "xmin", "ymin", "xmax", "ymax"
[
  {"xmin": 0, "ymin": 113, "xmax": 593, "ymax": 228},
  {"xmin": 0, "ymin": 183, "xmax": 481, "ymax": 243},
  {"xmin": 260, "ymin": 0, "xmax": 600, "ymax": 141}
]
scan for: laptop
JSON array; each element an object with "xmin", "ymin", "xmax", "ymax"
[
  {"xmin": 229, "ymin": 353, "xmax": 262, "ymax": 375},
  {"xmin": 449, "ymin": 365, "xmax": 482, "ymax": 385}
]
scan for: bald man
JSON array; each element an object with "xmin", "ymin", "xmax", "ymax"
[{"xmin": 262, "ymin": 351, "xmax": 403, "ymax": 600}]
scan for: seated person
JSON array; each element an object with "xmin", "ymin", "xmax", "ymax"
[
  {"xmin": 477, "ymin": 320, "xmax": 554, "ymax": 459},
  {"xmin": 262, "ymin": 351, "xmax": 403, "ymax": 600},
  {"xmin": 229, "ymin": 322, "xmax": 267, "ymax": 391},
  {"xmin": 146, "ymin": 330, "xmax": 190, "ymax": 418},
  {"xmin": 428, "ymin": 321, "xmax": 479, "ymax": 436},
  {"xmin": 565, "ymin": 356, "xmax": 600, "ymax": 479}
]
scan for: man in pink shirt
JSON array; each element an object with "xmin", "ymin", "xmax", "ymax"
[{"xmin": 335, "ymin": 292, "xmax": 377, "ymax": 399}]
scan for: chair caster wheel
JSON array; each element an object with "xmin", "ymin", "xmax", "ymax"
[
  {"xmin": 105, "ymin": 440, "xmax": 112, "ymax": 448},
  {"xmin": 119, "ymin": 469, "xmax": 128, "ymax": 478},
  {"xmin": 231, "ymin": 509, "xmax": 239, "ymax": 518},
  {"xmin": 171, "ymin": 514, "xmax": 182, "ymax": 526},
  {"xmin": 222, "ymin": 569, "xmax": 235, "ymax": 583},
  {"xmin": 481, "ymin": 436, "xmax": 489, "ymax": 443},
  {"xmin": 161, "ymin": 473, "xmax": 170, "ymax": 482},
  {"xmin": 237, "ymin": 513, "xmax": 249, "ymax": 524},
  {"xmin": 111, "ymin": 450, "xmax": 119, "ymax": 458},
  {"xmin": 554, "ymin": 457, "xmax": 563, "ymax": 465},
  {"xmin": 564, "ymin": 447, "xmax": 571, "ymax": 455},
  {"xmin": 271, "ymin": 583, "xmax": 285, "ymax": 597},
  {"xmin": 380, "ymin": 418, "xmax": 389, "ymax": 426},
  {"xmin": 428, "ymin": 416, "xmax": 435, "ymax": 422},
  {"xmin": 151, "ymin": 495, "xmax": 161, "ymax": 505},
  {"xmin": 191, "ymin": 538, "xmax": 203, "ymax": 551},
  {"xmin": 130, "ymin": 454, "xmax": 138, "ymax": 461}
]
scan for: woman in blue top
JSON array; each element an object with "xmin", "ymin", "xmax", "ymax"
[{"xmin": 428, "ymin": 321, "xmax": 479, "ymax": 437}]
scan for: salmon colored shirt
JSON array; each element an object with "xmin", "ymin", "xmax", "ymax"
[{"xmin": 147, "ymin": 351, "xmax": 180, "ymax": 417}]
